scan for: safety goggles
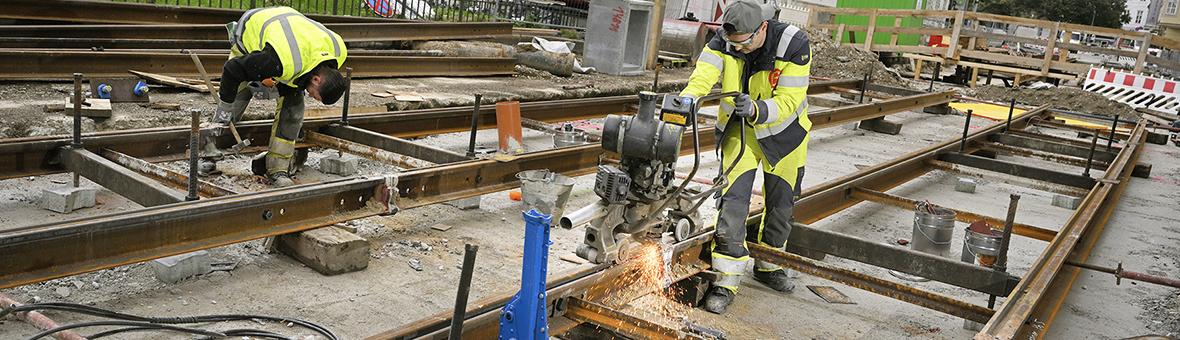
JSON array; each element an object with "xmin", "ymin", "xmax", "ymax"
[{"xmin": 721, "ymin": 25, "xmax": 762, "ymax": 49}]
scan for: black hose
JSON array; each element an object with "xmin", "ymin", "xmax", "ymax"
[
  {"xmin": 27, "ymin": 320, "xmax": 225, "ymax": 340},
  {"xmin": 5, "ymin": 302, "xmax": 337, "ymax": 340}
]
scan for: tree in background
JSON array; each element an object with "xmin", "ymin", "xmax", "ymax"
[{"xmin": 973, "ymin": 0, "xmax": 1130, "ymax": 28}]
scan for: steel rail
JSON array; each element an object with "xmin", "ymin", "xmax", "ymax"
[
  {"xmin": 0, "ymin": 80, "xmax": 863, "ymax": 180},
  {"xmin": 0, "ymin": 176, "xmax": 397, "ymax": 289},
  {"xmin": 975, "ymin": 120, "xmax": 1147, "ymax": 340},
  {"xmin": 0, "ymin": 22, "xmax": 511, "ymax": 41},
  {"xmin": 377, "ymin": 98, "xmax": 1011, "ymax": 339},
  {"xmin": 564, "ymin": 298, "xmax": 703, "ymax": 340},
  {"xmin": 0, "ymin": 22, "xmax": 513, "ymax": 49},
  {"xmin": 3, "ymin": 0, "xmax": 407, "ymax": 24},
  {"xmin": 0, "ymin": 50, "xmax": 515, "ymax": 80}
]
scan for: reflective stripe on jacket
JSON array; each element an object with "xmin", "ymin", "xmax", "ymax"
[{"xmin": 235, "ymin": 7, "xmax": 347, "ymax": 86}]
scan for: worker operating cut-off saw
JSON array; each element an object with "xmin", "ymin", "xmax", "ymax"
[{"xmin": 565, "ymin": 0, "xmax": 812, "ymax": 315}]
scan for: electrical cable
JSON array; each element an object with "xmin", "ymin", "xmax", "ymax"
[
  {"xmin": 3, "ymin": 302, "xmax": 337, "ymax": 340},
  {"xmin": 25, "ymin": 320, "xmax": 225, "ymax": 340}
]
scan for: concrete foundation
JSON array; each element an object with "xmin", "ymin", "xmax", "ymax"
[
  {"xmin": 858, "ymin": 117, "xmax": 903, "ymax": 135},
  {"xmin": 954, "ymin": 178, "xmax": 977, "ymax": 193},
  {"xmin": 319, "ymin": 155, "xmax": 358, "ymax": 176},
  {"xmin": 444, "ymin": 196, "xmax": 482, "ymax": 210},
  {"xmin": 1052, "ymin": 194, "xmax": 1082, "ymax": 209},
  {"xmin": 276, "ymin": 226, "xmax": 370, "ymax": 275},
  {"xmin": 150, "ymin": 250, "xmax": 212, "ymax": 284},
  {"xmin": 38, "ymin": 186, "xmax": 96, "ymax": 213}
]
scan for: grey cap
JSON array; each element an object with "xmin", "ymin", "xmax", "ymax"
[{"xmin": 721, "ymin": 0, "xmax": 766, "ymax": 35}]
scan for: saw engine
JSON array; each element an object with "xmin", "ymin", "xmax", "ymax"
[{"xmin": 567, "ymin": 91, "xmax": 705, "ymax": 264}]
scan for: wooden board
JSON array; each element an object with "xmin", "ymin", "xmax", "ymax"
[
  {"xmin": 807, "ymin": 285, "xmax": 855, "ymax": 304},
  {"xmin": 128, "ymin": 70, "xmax": 217, "ymax": 93},
  {"xmin": 64, "ymin": 97, "xmax": 112, "ymax": 118}
]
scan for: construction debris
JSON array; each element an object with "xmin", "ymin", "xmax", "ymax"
[
  {"xmin": 971, "ymin": 85, "xmax": 1139, "ymax": 119},
  {"xmin": 806, "ymin": 28, "xmax": 905, "ymax": 86}
]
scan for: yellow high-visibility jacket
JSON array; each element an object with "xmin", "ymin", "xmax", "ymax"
[
  {"xmin": 680, "ymin": 20, "xmax": 812, "ymax": 167},
  {"xmin": 233, "ymin": 6, "xmax": 347, "ymax": 87}
]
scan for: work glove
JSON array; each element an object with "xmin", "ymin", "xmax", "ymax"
[
  {"xmin": 208, "ymin": 100, "xmax": 235, "ymax": 137},
  {"xmin": 731, "ymin": 94, "xmax": 756, "ymax": 121}
]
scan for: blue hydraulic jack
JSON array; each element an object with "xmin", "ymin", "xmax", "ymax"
[{"xmin": 499, "ymin": 209, "xmax": 552, "ymax": 340}]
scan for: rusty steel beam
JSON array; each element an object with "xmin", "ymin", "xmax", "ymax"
[
  {"xmin": 320, "ymin": 124, "xmax": 469, "ymax": 164},
  {"xmin": 304, "ymin": 131, "xmax": 432, "ymax": 169},
  {"xmin": 59, "ymin": 147, "xmax": 187, "ymax": 206},
  {"xmin": 936, "ymin": 153, "xmax": 1097, "ymax": 189},
  {"xmin": 809, "ymin": 90, "xmax": 955, "ymax": 129},
  {"xmin": 976, "ymin": 120, "xmax": 1148, "ymax": 340},
  {"xmin": 101, "ymin": 148, "xmax": 236, "ymax": 198},
  {"xmin": 564, "ymin": 299, "xmax": 702, "ymax": 340},
  {"xmin": 0, "ymin": 50, "xmax": 515, "ymax": 80},
  {"xmin": 0, "ymin": 22, "xmax": 510, "ymax": 41},
  {"xmin": 926, "ymin": 159, "xmax": 1091, "ymax": 197},
  {"xmin": 0, "ymin": 176, "xmax": 397, "ymax": 289},
  {"xmin": 977, "ymin": 142, "xmax": 1109, "ymax": 170},
  {"xmin": 2, "ymin": 0, "xmax": 405, "ymax": 24},
  {"xmin": 0, "ymin": 80, "xmax": 866, "ymax": 180},
  {"xmin": 850, "ymin": 187, "xmax": 1057, "ymax": 242},
  {"xmin": 0, "ymin": 22, "xmax": 513, "ymax": 49},
  {"xmin": 748, "ymin": 243, "xmax": 996, "ymax": 324}
]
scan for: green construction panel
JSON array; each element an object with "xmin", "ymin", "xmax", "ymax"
[{"xmin": 834, "ymin": 0, "xmax": 925, "ymax": 46}]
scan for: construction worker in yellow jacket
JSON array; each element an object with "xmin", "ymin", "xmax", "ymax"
[
  {"xmin": 200, "ymin": 6, "xmax": 348, "ymax": 187},
  {"xmin": 677, "ymin": 0, "xmax": 812, "ymax": 313}
]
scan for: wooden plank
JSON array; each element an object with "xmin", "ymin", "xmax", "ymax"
[
  {"xmin": 946, "ymin": 11, "xmax": 964, "ymax": 58},
  {"xmin": 1135, "ymin": 32, "xmax": 1151, "ymax": 73},
  {"xmin": 958, "ymin": 50, "xmax": 1090, "ymax": 75},
  {"xmin": 871, "ymin": 44, "xmax": 943, "ymax": 54},
  {"xmin": 863, "ymin": 9, "xmax": 878, "ymax": 51},
  {"xmin": 913, "ymin": 59, "xmax": 923, "ymax": 81},
  {"xmin": 1152, "ymin": 34, "xmax": 1180, "ymax": 51},
  {"xmin": 970, "ymin": 66, "xmax": 979, "ymax": 89},
  {"xmin": 889, "ymin": 16, "xmax": 903, "ymax": 46},
  {"xmin": 955, "ymin": 60, "xmax": 1078, "ymax": 81},
  {"xmin": 1042, "ymin": 22, "xmax": 1060, "ymax": 75},
  {"xmin": 128, "ymin": 69, "xmax": 215, "ymax": 93},
  {"xmin": 834, "ymin": 23, "xmax": 845, "ymax": 47},
  {"xmin": 1058, "ymin": 29, "xmax": 1072, "ymax": 62}
]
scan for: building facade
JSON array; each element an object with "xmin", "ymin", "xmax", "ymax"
[{"xmin": 1161, "ymin": 0, "xmax": 1180, "ymax": 40}]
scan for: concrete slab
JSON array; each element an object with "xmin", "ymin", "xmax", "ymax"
[
  {"xmin": 38, "ymin": 186, "xmax": 96, "ymax": 213},
  {"xmin": 150, "ymin": 250, "xmax": 212, "ymax": 284},
  {"xmin": 318, "ymin": 154, "xmax": 358, "ymax": 176},
  {"xmin": 276, "ymin": 226, "xmax": 370, "ymax": 275},
  {"xmin": 955, "ymin": 178, "xmax": 977, "ymax": 193},
  {"xmin": 444, "ymin": 196, "xmax": 482, "ymax": 210}
]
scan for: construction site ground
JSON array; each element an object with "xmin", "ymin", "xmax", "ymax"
[{"xmin": 1, "ymin": 66, "xmax": 1178, "ymax": 340}]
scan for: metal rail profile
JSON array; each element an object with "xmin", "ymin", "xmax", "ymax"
[
  {"xmin": 975, "ymin": 120, "xmax": 1148, "ymax": 340},
  {"xmin": 0, "ymin": 50, "xmax": 516, "ymax": 80},
  {"xmin": 3, "ymin": 0, "xmax": 405, "ymax": 24},
  {"xmin": 0, "ymin": 80, "xmax": 865, "ymax": 180},
  {"xmin": 0, "ymin": 22, "xmax": 514, "ymax": 49},
  {"xmin": 0, "ymin": 176, "xmax": 397, "ymax": 289}
]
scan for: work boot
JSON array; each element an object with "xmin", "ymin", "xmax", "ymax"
[
  {"xmin": 196, "ymin": 159, "xmax": 219, "ymax": 177},
  {"xmin": 753, "ymin": 269, "xmax": 795, "ymax": 293},
  {"xmin": 702, "ymin": 286, "xmax": 735, "ymax": 314},
  {"xmin": 268, "ymin": 171, "xmax": 295, "ymax": 188}
]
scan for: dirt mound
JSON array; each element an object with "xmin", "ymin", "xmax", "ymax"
[
  {"xmin": 806, "ymin": 28, "xmax": 905, "ymax": 86},
  {"xmin": 970, "ymin": 85, "xmax": 1138, "ymax": 119}
]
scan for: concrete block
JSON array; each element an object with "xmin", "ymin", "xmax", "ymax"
[
  {"xmin": 857, "ymin": 117, "xmax": 903, "ymax": 135},
  {"xmin": 277, "ymin": 226, "xmax": 370, "ymax": 275},
  {"xmin": 318, "ymin": 154, "xmax": 358, "ymax": 176},
  {"xmin": 923, "ymin": 104, "xmax": 952, "ymax": 115},
  {"xmin": 955, "ymin": 178, "xmax": 977, "ymax": 193},
  {"xmin": 1147, "ymin": 131, "xmax": 1168, "ymax": 145},
  {"xmin": 444, "ymin": 196, "xmax": 481, "ymax": 210},
  {"xmin": 38, "ymin": 186, "xmax": 97, "ymax": 213},
  {"xmin": 1052, "ymin": 194, "xmax": 1082, "ymax": 210},
  {"xmin": 1132, "ymin": 163, "xmax": 1152, "ymax": 178},
  {"xmin": 584, "ymin": 0, "xmax": 652, "ymax": 75},
  {"xmin": 150, "ymin": 250, "xmax": 212, "ymax": 284}
]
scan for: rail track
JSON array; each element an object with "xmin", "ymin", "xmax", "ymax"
[{"xmin": 0, "ymin": 73, "xmax": 1149, "ymax": 339}]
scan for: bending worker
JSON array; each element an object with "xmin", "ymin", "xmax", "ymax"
[
  {"xmin": 201, "ymin": 6, "xmax": 348, "ymax": 187},
  {"xmin": 676, "ymin": 0, "xmax": 812, "ymax": 314}
]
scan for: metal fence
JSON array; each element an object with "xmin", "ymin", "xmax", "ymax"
[{"xmin": 110, "ymin": 0, "xmax": 587, "ymax": 29}]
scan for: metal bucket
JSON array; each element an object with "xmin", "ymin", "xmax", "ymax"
[
  {"xmin": 910, "ymin": 204, "xmax": 956, "ymax": 258},
  {"xmin": 964, "ymin": 228, "xmax": 1003, "ymax": 267},
  {"xmin": 516, "ymin": 169, "xmax": 575, "ymax": 226}
]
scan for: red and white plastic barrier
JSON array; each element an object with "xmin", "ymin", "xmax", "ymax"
[{"xmin": 1083, "ymin": 67, "xmax": 1180, "ymax": 112}]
